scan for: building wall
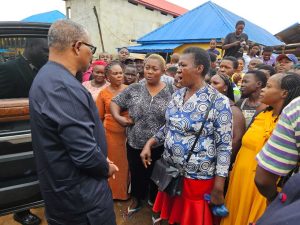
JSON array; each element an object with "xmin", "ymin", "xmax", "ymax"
[
  {"xmin": 175, "ymin": 43, "xmax": 223, "ymax": 58},
  {"xmin": 65, "ymin": 0, "xmax": 175, "ymax": 56}
]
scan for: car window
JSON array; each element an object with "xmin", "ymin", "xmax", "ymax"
[{"xmin": 0, "ymin": 37, "xmax": 49, "ymax": 99}]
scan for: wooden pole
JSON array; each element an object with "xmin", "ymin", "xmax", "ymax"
[{"xmin": 93, "ymin": 6, "xmax": 105, "ymax": 52}]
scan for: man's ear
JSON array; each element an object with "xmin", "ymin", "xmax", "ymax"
[{"xmin": 73, "ymin": 41, "xmax": 81, "ymax": 55}]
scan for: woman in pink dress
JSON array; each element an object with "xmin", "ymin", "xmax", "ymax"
[{"xmin": 82, "ymin": 60, "xmax": 109, "ymax": 101}]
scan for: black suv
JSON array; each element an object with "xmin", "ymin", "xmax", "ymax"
[{"xmin": 0, "ymin": 21, "xmax": 50, "ymax": 217}]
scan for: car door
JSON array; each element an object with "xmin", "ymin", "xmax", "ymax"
[{"xmin": 0, "ymin": 22, "xmax": 50, "ymax": 216}]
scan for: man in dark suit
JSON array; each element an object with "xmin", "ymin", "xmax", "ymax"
[
  {"xmin": 29, "ymin": 20, "xmax": 118, "ymax": 225},
  {"xmin": 0, "ymin": 38, "xmax": 48, "ymax": 99}
]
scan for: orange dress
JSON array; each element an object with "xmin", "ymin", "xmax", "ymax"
[{"xmin": 96, "ymin": 87, "xmax": 129, "ymax": 200}]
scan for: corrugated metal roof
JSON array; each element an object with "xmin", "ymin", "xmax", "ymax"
[
  {"xmin": 127, "ymin": 43, "xmax": 181, "ymax": 53},
  {"xmin": 136, "ymin": 0, "xmax": 187, "ymax": 17},
  {"xmin": 275, "ymin": 23, "xmax": 300, "ymax": 44},
  {"xmin": 137, "ymin": 1, "xmax": 283, "ymax": 46},
  {"xmin": 22, "ymin": 10, "xmax": 65, "ymax": 23}
]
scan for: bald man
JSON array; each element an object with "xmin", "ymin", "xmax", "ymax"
[{"xmin": 29, "ymin": 20, "xmax": 117, "ymax": 225}]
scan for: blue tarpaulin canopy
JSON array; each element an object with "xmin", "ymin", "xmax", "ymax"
[
  {"xmin": 127, "ymin": 43, "xmax": 181, "ymax": 53},
  {"xmin": 21, "ymin": 10, "xmax": 65, "ymax": 23},
  {"xmin": 132, "ymin": 1, "xmax": 282, "ymax": 53},
  {"xmin": 0, "ymin": 49, "xmax": 9, "ymax": 53}
]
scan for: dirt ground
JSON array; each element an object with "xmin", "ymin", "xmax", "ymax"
[{"xmin": 0, "ymin": 200, "xmax": 157, "ymax": 225}]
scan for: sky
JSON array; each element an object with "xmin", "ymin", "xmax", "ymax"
[
  {"xmin": 168, "ymin": 0, "xmax": 300, "ymax": 34},
  {"xmin": 0, "ymin": 0, "xmax": 299, "ymax": 34},
  {"xmin": 0, "ymin": 0, "xmax": 66, "ymax": 21}
]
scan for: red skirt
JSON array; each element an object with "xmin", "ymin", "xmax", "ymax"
[{"xmin": 153, "ymin": 177, "xmax": 215, "ymax": 225}]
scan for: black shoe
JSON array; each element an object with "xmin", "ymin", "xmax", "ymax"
[{"xmin": 13, "ymin": 210, "xmax": 41, "ymax": 225}]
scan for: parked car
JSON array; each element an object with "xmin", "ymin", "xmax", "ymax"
[{"xmin": 0, "ymin": 21, "xmax": 50, "ymax": 217}]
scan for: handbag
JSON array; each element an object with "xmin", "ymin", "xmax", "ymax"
[
  {"xmin": 151, "ymin": 93, "xmax": 217, "ymax": 197},
  {"xmin": 151, "ymin": 158, "xmax": 183, "ymax": 196}
]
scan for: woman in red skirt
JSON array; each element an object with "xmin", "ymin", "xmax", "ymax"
[{"xmin": 141, "ymin": 47, "xmax": 233, "ymax": 225}]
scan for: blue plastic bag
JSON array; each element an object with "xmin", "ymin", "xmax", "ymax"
[{"xmin": 204, "ymin": 194, "xmax": 229, "ymax": 217}]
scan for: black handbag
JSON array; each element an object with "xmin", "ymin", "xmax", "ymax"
[
  {"xmin": 151, "ymin": 94, "xmax": 216, "ymax": 197},
  {"xmin": 151, "ymin": 158, "xmax": 183, "ymax": 196}
]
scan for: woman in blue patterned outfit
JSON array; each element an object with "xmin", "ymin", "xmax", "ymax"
[{"xmin": 141, "ymin": 47, "xmax": 233, "ymax": 225}]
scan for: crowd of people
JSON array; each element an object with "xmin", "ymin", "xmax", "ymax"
[
  {"xmin": 69, "ymin": 19, "xmax": 300, "ymax": 225},
  {"xmin": 85, "ymin": 19, "xmax": 300, "ymax": 225},
  {"xmin": 3, "ymin": 18, "xmax": 299, "ymax": 225}
]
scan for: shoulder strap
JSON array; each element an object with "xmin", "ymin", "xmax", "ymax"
[
  {"xmin": 240, "ymin": 98, "xmax": 247, "ymax": 109},
  {"xmin": 186, "ymin": 93, "xmax": 217, "ymax": 162},
  {"xmin": 166, "ymin": 80, "xmax": 174, "ymax": 94}
]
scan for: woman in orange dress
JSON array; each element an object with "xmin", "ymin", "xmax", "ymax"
[{"xmin": 96, "ymin": 61, "xmax": 129, "ymax": 200}]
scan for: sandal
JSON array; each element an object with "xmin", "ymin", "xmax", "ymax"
[
  {"xmin": 152, "ymin": 215, "xmax": 162, "ymax": 225},
  {"xmin": 148, "ymin": 199, "xmax": 154, "ymax": 207},
  {"xmin": 13, "ymin": 210, "xmax": 41, "ymax": 225},
  {"xmin": 127, "ymin": 205, "xmax": 142, "ymax": 216},
  {"xmin": 122, "ymin": 205, "xmax": 142, "ymax": 219}
]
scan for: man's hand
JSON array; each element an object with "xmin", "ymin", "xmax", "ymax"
[{"xmin": 107, "ymin": 158, "xmax": 119, "ymax": 179}]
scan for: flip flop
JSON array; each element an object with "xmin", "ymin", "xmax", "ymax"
[
  {"xmin": 148, "ymin": 199, "xmax": 154, "ymax": 207},
  {"xmin": 122, "ymin": 206, "xmax": 142, "ymax": 219},
  {"xmin": 152, "ymin": 215, "xmax": 162, "ymax": 225}
]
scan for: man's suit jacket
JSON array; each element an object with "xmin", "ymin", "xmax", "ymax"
[{"xmin": 29, "ymin": 61, "xmax": 115, "ymax": 225}]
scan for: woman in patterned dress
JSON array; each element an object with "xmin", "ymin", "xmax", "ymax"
[
  {"xmin": 141, "ymin": 47, "xmax": 233, "ymax": 225},
  {"xmin": 110, "ymin": 54, "xmax": 174, "ymax": 216}
]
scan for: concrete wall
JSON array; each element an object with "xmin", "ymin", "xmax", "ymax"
[
  {"xmin": 175, "ymin": 43, "xmax": 224, "ymax": 58},
  {"xmin": 65, "ymin": 0, "xmax": 175, "ymax": 57}
]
